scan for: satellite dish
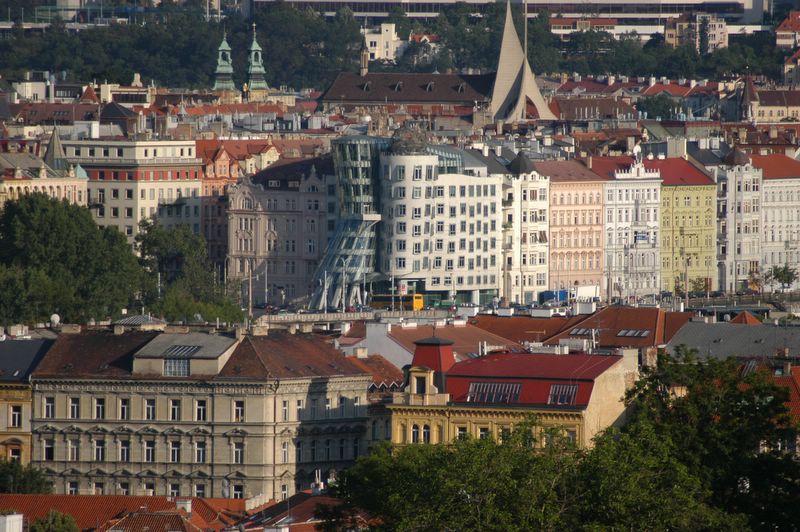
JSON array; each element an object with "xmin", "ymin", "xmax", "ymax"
[{"xmin": 50, "ymin": 314, "xmax": 61, "ymax": 327}]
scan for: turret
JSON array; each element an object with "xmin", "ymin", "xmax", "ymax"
[
  {"xmin": 212, "ymin": 32, "xmax": 236, "ymax": 91},
  {"xmin": 360, "ymin": 37, "xmax": 369, "ymax": 77}
]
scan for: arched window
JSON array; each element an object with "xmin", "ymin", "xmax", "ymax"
[
  {"xmin": 411, "ymin": 424, "xmax": 420, "ymax": 443},
  {"xmin": 371, "ymin": 421, "xmax": 379, "ymax": 440},
  {"xmin": 384, "ymin": 420, "xmax": 391, "ymax": 440},
  {"xmin": 422, "ymin": 425, "xmax": 430, "ymax": 444}
]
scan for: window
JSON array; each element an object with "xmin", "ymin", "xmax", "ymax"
[
  {"xmin": 170, "ymin": 441, "xmax": 181, "ymax": 463},
  {"xmin": 68, "ymin": 439, "xmax": 79, "ymax": 461},
  {"xmin": 44, "ymin": 397, "xmax": 55, "ymax": 419},
  {"xmin": 194, "ymin": 484, "xmax": 206, "ymax": 498},
  {"xmin": 233, "ymin": 442, "xmax": 244, "ymax": 464},
  {"xmin": 164, "ymin": 358, "xmax": 190, "ymax": 377},
  {"xmin": 234, "ymin": 400, "xmax": 245, "ymax": 422},
  {"xmin": 69, "ymin": 398, "xmax": 80, "ymax": 419},
  {"xmin": 145, "ymin": 399, "xmax": 156, "ymax": 421},
  {"xmin": 119, "ymin": 398, "xmax": 129, "ymax": 420},
  {"xmin": 43, "ymin": 439, "xmax": 54, "ymax": 461},
  {"xmin": 144, "ymin": 482, "xmax": 155, "ymax": 496},
  {"xmin": 94, "ymin": 398, "xmax": 105, "ymax": 420},
  {"xmin": 195, "ymin": 400, "xmax": 207, "ymax": 421},
  {"xmin": 169, "ymin": 483, "xmax": 180, "ymax": 497},
  {"xmin": 94, "ymin": 439, "xmax": 106, "ymax": 461},
  {"xmin": 479, "ymin": 427, "xmax": 490, "ymax": 440},
  {"xmin": 281, "ymin": 484, "xmax": 288, "ymax": 500},
  {"xmin": 170, "ymin": 399, "xmax": 181, "ymax": 421},
  {"xmin": 195, "ymin": 441, "xmax": 207, "ymax": 463},
  {"xmin": 353, "ymin": 438, "xmax": 359, "ymax": 457},
  {"xmin": 119, "ymin": 440, "xmax": 130, "ymax": 462},
  {"xmin": 281, "ymin": 442, "xmax": 289, "ymax": 463},
  {"xmin": 67, "ymin": 482, "xmax": 78, "ymax": 495},
  {"xmin": 232, "ymin": 485, "xmax": 244, "ymax": 499},
  {"xmin": 282, "ymin": 400, "xmax": 289, "ymax": 421},
  {"xmin": 412, "ymin": 424, "xmax": 420, "ymax": 443},
  {"xmin": 547, "ymin": 384, "xmax": 579, "ymax": 405},
  {"xmin": 93, "ymin": 482, "xmax": 104, "ymax": 495},
  {"xmin": 10, "ymin": 405, "xmax": 22, "ymax": 428},
  {"xmin": 457, "ymin": 427, "xmax": 468, "ymax": 440},
  {"xmin": 119, "ymin": 482, "xmax": 130, "ymax": 495},
  {"xmin": 423, "ymin": 425, "xmax": 431, "ymax": 443},
  {"xmin": 144, "ymin": 441, "xmax": 155, "ymax": 462}
]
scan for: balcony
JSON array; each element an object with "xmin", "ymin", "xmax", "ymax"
[{"xmin": 502, "ymin": 198, "xmax": 514, "ymax": 207}]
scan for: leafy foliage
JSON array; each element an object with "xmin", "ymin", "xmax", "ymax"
[
  {"xmin": 135, "ymin": 219, "xmax": 242, "ymax": 323},
  {"xmin": 0, "ymin": 3, "xmax": 787, "ymax": 91},
  {"xmin": 0, "ymin": 459, "xmax": 52, "ymax": 494},
  {"xmin": 0, "ymin": 194, "xmax": 142, "ymax": 323},
  {"xmin": 327, "ymin": 348, "xmax": 800, "ymax": 530},
  {"xmin": 771, "ymin": 264, "xmax": 798, "ymax": 288},
  {"xmin": 29, "ymin": 511, "xmax": 79, "ymax": 532}
]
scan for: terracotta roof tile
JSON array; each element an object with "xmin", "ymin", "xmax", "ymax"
[
  {"xmin": 218, "ymin": 333, "xmax": 370, "ymax": 380},
  {"xmin": 641, "ymin": 157, "xmax": 714, "ymax": 186},
  {"xmin": 469, "ymin": 315, "xmax": 578, "ymax": 343},
  {"xmin": 777, "ymin": 11, "xmax": 800, "ymax": 32},
  {"xmin": 729, "ymin": 310, "xmax": 762, "ymax": 325},
  {"xmin": 532, "ymin": 159, "xmax": 610, "ymax": 182},
  {"xmin": 750, "ymin": 154, "xmax": 800, "ymax": 179},
  {"xmin": 98, "ymin": 511, "xmax": 202, "ymax": 532},
  {"xmin": 320, "ymin": 72, "xmax": 494, "ymax": 105},
  {"xmin": 347, "ymin": 354, "xmax": 404, "ymax": 386},
  {"xmin": 388, "ymin": 324, "xmax": 525, "ymax": 360}
]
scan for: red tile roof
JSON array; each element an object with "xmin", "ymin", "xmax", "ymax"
[
  {"xmin": 774, "ymin": 366, "xmax": 800, "ymax": 421},
  {"xmin": 777, "ymin": 11, "xmax": 800, "ymax": 32},
  {"xmin": 532, "ymin": 159, "xmax": 610, "ymax": 182},
  {"xmin": 220, "ymin": 333, "xmax": 370, "ymax": 380},
  {"xmin": 750, "ymin": 154, "xmax": 800, "ymax": 179},
  {"xmin": 544, "ymin": 306, "xmax": 691, "ymax": 349},
  {"xmin": 31, "ymin": 330, "xmax": 159, "ymax": 379},
  {"xmin": 468, "ymin": 315, "xmax": 579, "ymax": 343},
  {"xmin": 97, "ymin": 511, "xmax": 202, "ymax": 532},
  {"xmin": 0, "ymin": 495, "xmax": 246, "ymax": 531},
  {"xmin": 729, "ymin": 310, "xmax": 762, "ymax": 325},
  {"xmin": 641, "ymin": 157, "xmax": 714, "ymax": 186},
  {"xmin": 641, "ymin": 83, "xmax": 693, "ymax": 97},
  {"xmin": 239, "ymin": 492, "xmax": 370, "ymax": 530},
  {"xmin": 347, "ymin": 354, "xmax": 404, "ymax": 387},
  {"xmin": 585, "ymin": 155, "xmax": 635, "ymax": 179},
  {"xmin": 387, "ymin": 324, "xmax": 524, "ymax": 360}
]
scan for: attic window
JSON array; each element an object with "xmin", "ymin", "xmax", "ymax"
[
  {"xmin": 425, "ymin": 81, "xmax": 435, "ymax": 92},
  {"xmin": 547, "ymin": 384, "xmax": 578, "ymax": 405},
  {"xmin": 456, "ymin": 83, "xmax": 465, "ymax": 93},
  {"xmin": 466, "ymin": 382, "xmax": 521, "ymax": 403},
  {"xmin": 393, "ymin": 81, "xmax": 403, "ymax": 92},
  {"xmin": 268, "ymin": 180, "xmax": 280, "ymax": 187},
  {"xmin": 164, "ymin": 358, "xmax": 190, "ymax": 377},
  {"xmin": 162, "ymin": 345, "xmax": 201, "ymax": 358},
  {"xmin": 616, "ymin": 329, "xmax": 650, "ymax": 337},
  {"xmin": 362, "ymin": 81, "xmax": 372, "ymax": 92}
]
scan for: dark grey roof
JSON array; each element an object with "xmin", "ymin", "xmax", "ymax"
[
  {"xmin": 509, "ymin": 152, "xmax": 536, "ymax": 175},
  {"xmin": 43, "ymin": 127, "xmax": 70, "ymax": 172},
  {"xmin": 0, "ymin": 98, "xmax": 11, "ymax": 121},
  {"xmin": 133, "ymin": 332, "xmax": 236, "ymax": 360},
  {"xmin": 0, "ymin": 339, "xmax": 53, "ymax": 382},
  {"xmin": 687, "ymin": 142, "xmax": 725, "ymax": 166},
  {"xmin": 100, "ymin": 101, "xmax": 137, "ymax": 120},
  {"xmin": 666, "ymin": 321, "xmax": 800, "ymax": 359}
]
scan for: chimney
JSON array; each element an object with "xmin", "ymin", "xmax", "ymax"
[
  {"xmin": 769, "ymin": 126, "xmax": 778, "ymax": 139},
  {"xmin": 607, "ymin": 75, "xmax": 615, "ymax": 86},
  {"xmin": 494, "ymin": 145, "xmax": 502, "ymax": 156},
  {"xmin": 354, "ymin": 347, "xmax": 368, "ymax": 359},
  {"xmin": 496, "ymin": 119, "xmax": 504, "ymax": 136},
  {"xmin": 784, "ymin": 361, "xmax": 793, "ymax": 374},
  {"xmin": 113, "ymin": 325, "xmax": 125, "ymax": 335},
  {"xmin": 176, "ymin": 499, "xmax": 192, "ymax": 516},
  {"xmin": 586, "ymin": 155, "xmax": 593, "ymax": 169},
  {"xmin": 482, "ymin": 144, "xmax": 489, "ymax": 157},
  {"xmin": 649, "ymin": 76, "xmax": 656, "ymax": 87},
  {"xmin": 411, "ymin": 337, "xmax": 455, "ymax": 373}
]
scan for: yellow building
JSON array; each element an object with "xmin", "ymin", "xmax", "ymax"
[
  {"xmin": 389, "ymin": 338, "xmax": 637, "ymax": 449},
  {"xmin": 654, "ymin": 157, "xmax": 717, "ymax": 295},
  {"xmin": 0, "ymin": 337, "xmax": 52, "ymax": 464}
]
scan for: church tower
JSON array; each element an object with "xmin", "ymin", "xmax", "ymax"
[
  {"xmin": 213, "ymin": 32, "xmax": 236, "ymax": 91},
  {"xmin": 246, "ymin": 24, "xmax": 269, "ymax": 92}
]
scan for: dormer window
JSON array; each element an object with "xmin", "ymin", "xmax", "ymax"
[
  {"xmin": 164, "ymin": 358, "xmax": 189, "ymax": 377},
  {"xmin": 457, "ymin": 83, "xmax": 465, "ymax": 93},
  {"xmin": 362, "ymin": 81, "xmax": 372, "ymax": 92},
  {"xmin": 393, "ymin": 81, "xmax": 403, "ymax": 92},
  {"xmin": 425, "ymin": 81, "xmax": 435, "ymax": 92},
  {"xmin": 415, "ymin": 376, "xmax": 426, "ymax": 395}
]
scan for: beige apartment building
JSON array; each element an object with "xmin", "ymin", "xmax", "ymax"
[
  {"xmin": 61, "ymin": 139, "xmax": 203, "ymax": 241},
  {"xmin": 665, "ymin": 13, "xmax": 728, "ymax": 54},
  {"xmin": 536, "ymin": 160, "xmax": 608, "ymax": 295},
  {"xmin": 30, "ymin": 327, "xmax": 373, "ymax": 500},
  {"xmin": 227, "ymin": 158, "xmax": 329, "ymax": 307}
]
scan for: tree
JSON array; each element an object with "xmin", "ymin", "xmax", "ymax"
[
  {"xmin": 626, "ymin": 347, "xmax": 800, "ymax": 529},
  {"xmin": 690, "ymin": 276, "xmax": 708, "ymax": 294},
  {"xmin": 0, "ymin": 459, "xmax": 52, "ymax": 494},
  {"xmin": 29, "ymin": 511, "xmax": 79, "ymax": 532},
  {"xmin": 699, "ymin": 16, "xmax": 710, "ymax": 56},
  {"xmin": 636, "ymin": 94, "xmax": 678, "ymax": 120},
  {"xmin": 772, "ymin": 264, "xmax": 798, "ymax": 289},
  {"xmin": 0, "ymin": 194, "xmax": 142, "ymax": 323},
  {"xmin": 135, "ymin": 220, "xmax": 241, "ymax": 323}
]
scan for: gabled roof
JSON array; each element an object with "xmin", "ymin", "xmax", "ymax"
[
  {"xmin": 100, "ymin": 101, "xmax": 137, "ymax": 120},
  {"xmin": 469, "ymin": 315, "xmax": 579, "ymax": 344},
  {"xmin": 533, "ymin": 159, "xmax": 610, "ymax": 182},
  {"xmin": 777, "ymin": 11, "xmax": 800, "ymax": 32},
  {"xmin": 347, "ymin": 354, "xmax": 404, "ymax": 387},
  {"xmin": 79, "ymin": 85, "xmax": 100, "ymax": 104},
  {"xmin": 98, "ymin": 512, "xmax": 202, "ymax": 532},
  {"xmin": 42, "ymin": 127, "xmax": 70, "ymax": 172},
  {"xmin": 640, "ymin": 157, "xmax": 714, "ymax": 186},
  {"xmin": 729, "ymin": 310, "xmax": 762, "ymax": 325},
  {"xmin": 665, "ymin": 321, "xmax": 800, "ymax": 359},
  {"xmin": 239, "ymin": 492, "xmax": 364, "ymax": 529}
]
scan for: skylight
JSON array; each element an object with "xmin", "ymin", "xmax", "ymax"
[
  {"xmin": 547, "ymin": 384, "xmax": 578, "ymax": 406},
  {"xmin": 466, "ymin": 382, "xmax": 521, "ymax": 404}
]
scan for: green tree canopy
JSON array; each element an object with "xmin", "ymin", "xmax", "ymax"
[
  {"xmin": 0, "ymin": 194, "xmax": 142, "ymax": 324},
  {"xmin": 29, "ymin": 511, "xmax": 79, "ymax": 532},
  {"xmin": 0, "ymin": 459, "xmax": 52, "ymax": 494}
]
